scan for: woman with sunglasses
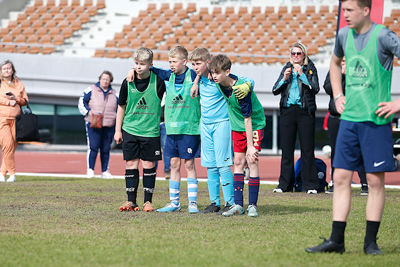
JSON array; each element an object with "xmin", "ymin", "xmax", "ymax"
[{"xmin": 272, "ymin": 42, "xmax": 320, "ymax": 194}]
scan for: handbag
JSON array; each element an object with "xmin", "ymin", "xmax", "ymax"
[
  {"xmin": 89, "ymin": 113, "xmax": 104, "ymax": 128},
  {"xmin": 16, "ymin": 102, "xmax": 40, "ymax": 141}
]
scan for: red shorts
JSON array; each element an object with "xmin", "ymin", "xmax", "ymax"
[{"xmin": 232, "ymin": 129, "xmax": 264, "ymax": 153}]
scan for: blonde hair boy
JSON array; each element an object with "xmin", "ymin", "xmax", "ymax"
[
  {"xmin": 168, "ymin": 46, "xmax": 188, "ymax": 60},
  {"xmin": 133, "ymin": 47, "xmax": 153, "ymax": 63},
  {"xmin": 188, "ymin": 47, "xmax": 211, "ymax": 62}
]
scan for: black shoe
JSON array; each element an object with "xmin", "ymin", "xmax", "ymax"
[
  {"xmin": 305, "ymin": 238, "xmax": 345, "ymax": 254},
  {"xmin": 218, "ymin": 203, "xmax": 232, "ymax": 215},
  {"xmin": 364, "ymin": 241, "xmax": 383, "ymax": 255},
  {"xmin": 360, "ymin": 184, "xmax": 369, "ymax": 196},
  {"xmin": 200, "ymin": 203, "xmax": 220, "ymax": 213},
  {"xmin": 326, "ymin": 185, "xmax": 334, "ymax": 194}
]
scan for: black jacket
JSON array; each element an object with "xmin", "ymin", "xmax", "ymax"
[
  {"xmin": 272, "ymin": 58, "xmax": 319, "ymax": 114},
  {"xmin": 323, "ymin": 71, "xmax": 346, "ymax": 117}
]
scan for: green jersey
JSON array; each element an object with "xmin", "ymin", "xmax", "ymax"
[
  {"xmin": 217, "ymin": 78, "xmax": 266, "ymax": 132},
  {"xmin": 343, "ymin": 24, "xmax": 392, "ymax": 125},
  {"xmin": 165, "ymin": 70, "xmax": 200, "ymax": 135},
  {"xmin": 123, "ymin": 72, "xmax": 161, "ymax": 137}
]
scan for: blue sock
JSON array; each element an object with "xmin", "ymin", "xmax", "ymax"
[
  {"xmin": 169, "ymin": 180, "xmax": 180, "ymax": 205},
  {"xmin": 219, "ymin": 166, "xmax": 234, "ymax": 206},
  {"xmin": 248, "ymin": 177, "xmax": 260, "ymax": 206},
  {"xmin": 233, "ymin": 173, "xmax": 244, "ymax": 207},
  {"xmin": 187, "ymin": 178, "xmax": 198, "ymax": 204},
  {"xmin": 207, "ymin": 167, "xmax": 220, "ymax": 207}
]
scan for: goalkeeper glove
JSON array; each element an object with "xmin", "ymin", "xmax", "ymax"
[{"xmin": 232, "ymin": 82, "xmax": 252, "ymax": 99}]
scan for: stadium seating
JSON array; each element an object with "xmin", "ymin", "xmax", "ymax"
[
  {"xmin": 0, "ymin": 0, "xmax": 105, "ymax": 55},
  {"xmin": 2, "ymin": 2, "xmax": 398, "ymax": 65},
  {"xmin": 93, "ymin": 3, "xmax": 343, "ymax": 63}
]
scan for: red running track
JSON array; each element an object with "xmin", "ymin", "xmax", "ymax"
[{"xmin": 8, "ymin": 151, "xmax": 400, "ymax": 185}]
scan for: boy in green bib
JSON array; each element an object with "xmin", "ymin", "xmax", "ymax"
[
  {"xmin": 208, "ymin": 54, "xmax": 266, "ymax": 217},
  {"xmin": 115, "ymin": 47, "xmax": 166, "ymax": 213},
  {"xmin": 306, "ymin": 0, "xmax": 400, "ymax": 255}
]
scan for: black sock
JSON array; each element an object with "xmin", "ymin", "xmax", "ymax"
[
  {"xmin": 125, "ymin": 169, "xmax": 139, "ymax": 204},
  {"xmin": 364, "ymin": 221, "xmax": 381, "ymax": 245},
  {"xmin": 143, "ymin": 167, "xmax": 156, "ymax": 203},
  {"xmin": 330, "ymin": 221, "xmax": 346, "ymax": 244}
]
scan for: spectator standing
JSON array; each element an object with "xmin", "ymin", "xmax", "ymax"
[
  {"xmin": 272, "ymin": 42, "xmax": 320, "ymax": 194},
  {"xmin": 0, "ymin": 60, "xmax": 28, "ymax": 183},
  {"xmin": 78, "ymin": 71, "xmax": 117, "ymax": 178}
]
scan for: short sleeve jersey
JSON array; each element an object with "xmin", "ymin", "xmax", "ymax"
[{"xmin": 334, "ymin": 23, "xmax": 400, "ymax": 70}]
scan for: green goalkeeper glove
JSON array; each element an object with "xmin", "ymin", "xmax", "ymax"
[{"xmin": 232, "ymin": 82, "xmax": 252, "ymax": 99}]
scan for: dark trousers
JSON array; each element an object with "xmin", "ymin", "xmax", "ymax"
[
  {"xmin": 86, "ymin": 122, "xmax": 115, "ymax": 172},
  {"xmin": 278, "ymin": 106, "xmax": 319, "ymax": 191},
  {"xmin": 327, "ymin": 116, "xmax": 367, "ymax": 184}
]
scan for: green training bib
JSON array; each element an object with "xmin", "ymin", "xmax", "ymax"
[
  {"xmin": 123, "ymin": 72, "xmax": 161, "ymax": 137},
  {"xmin": 343, "ymin": 24, "xmax": 392, "ymax": 125},
  {"xmin": 165, "ymin": 70, "xmax": 200, "ymax": 135},
  {"xmin": 217, "ymin": 78, "xmax": 266, "ymax": 132}
]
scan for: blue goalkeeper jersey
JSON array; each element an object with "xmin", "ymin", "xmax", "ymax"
[
  {"xmin": 199, "ymin": 75, "xmax": 229, "ymax": 124},
  {"xmin": 199, "ymin": 74, "xmax": 255, "ymax": 124}
]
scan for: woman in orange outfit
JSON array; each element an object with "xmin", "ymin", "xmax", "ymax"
[{"xmin": 0, "ymin": 60, "xmax": 28, "ymax": 182}]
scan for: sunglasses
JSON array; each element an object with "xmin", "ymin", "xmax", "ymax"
[{"xmin": 291, "ymin": 52, "xmax": 303, "ymax": 56}]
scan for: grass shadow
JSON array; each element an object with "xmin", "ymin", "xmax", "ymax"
[
  {"xmin": 258, "ymin": 203, "xmax": 329, "ymax": 215},
  {"xmin": 381, "ymin": 246, "xmax": 400, "ymax": 254}
]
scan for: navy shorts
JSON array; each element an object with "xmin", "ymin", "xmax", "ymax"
[
  {"xmin": 164, "ymin": 134, "xmax": 201, "ymax": 159},
  {"xmin": 122, "ymin": 130, "xmax": 162, "ymax": 161},
  {"xmin": 333, "ymin": 120, "xmax": 394, "ymax": 173}
]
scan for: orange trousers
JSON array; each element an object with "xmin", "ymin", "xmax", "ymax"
[{"xmin": 0, "ymin": 118, "xmax": 17, "ymax": 175}]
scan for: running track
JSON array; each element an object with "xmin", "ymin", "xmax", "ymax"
[{"xmin": 10, "ymin": 151, "xmax": 400, "ymax": 185}]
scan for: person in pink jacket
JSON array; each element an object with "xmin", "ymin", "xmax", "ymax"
[
  {"xmin": 0, "ymin": 60, "xmax": 28, "ymax": 182},
  {"xmin": 78, "ymin": 71, "xmax": 118, "ymax": 178}
]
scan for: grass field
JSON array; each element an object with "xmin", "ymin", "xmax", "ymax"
[{"xmin": 1, "ymin": 176, "xmax": 399, "ymax": 267}]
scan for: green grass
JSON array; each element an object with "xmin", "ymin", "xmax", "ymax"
[{"xmin": 1, "ymin": 176, "xmax": 399, "ymax": 267}]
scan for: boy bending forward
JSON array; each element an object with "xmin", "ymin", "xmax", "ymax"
[{"xmin": 209, "ymin": 54, "xmax": 265, "ymax": 217}]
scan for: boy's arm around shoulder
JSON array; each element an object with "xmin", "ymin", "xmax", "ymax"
[
  {"xmin": 231, "ymin": 75, "xmax": 254, "ymax": 99},
  {"xmin": 151, "ymin": 66, "xmax": 173, "ymax": 81}
]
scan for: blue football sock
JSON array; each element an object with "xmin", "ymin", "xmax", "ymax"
[
  {"xmin": 248, "ymin": 176, "xmax": 260, "ymax": 206},
  {"xmin": 219, "ymin": 166, "xmax": 234, "ymax": 206},
  {"xmin": 187, "ymin": 178, "xmax": 198, "ymax": 204},
  {"xmin": 207, "ymin": 167, "xmax": 220, "ymax": 207},
  {"xmin": 233, "ymin": 173, "xmax": 244, "ymax": 207},
  {"xmin": 169, "ymin": 180, "xmax": 180, "ymax": 205}
]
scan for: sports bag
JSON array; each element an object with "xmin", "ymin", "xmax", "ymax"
[
  {"xmin": 16, "ymin": 102, "xmax": 40, "ymax": 141},
  {"xmin": 294, "ymin": 158, "xmax": 328, "ymax": 193}
]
